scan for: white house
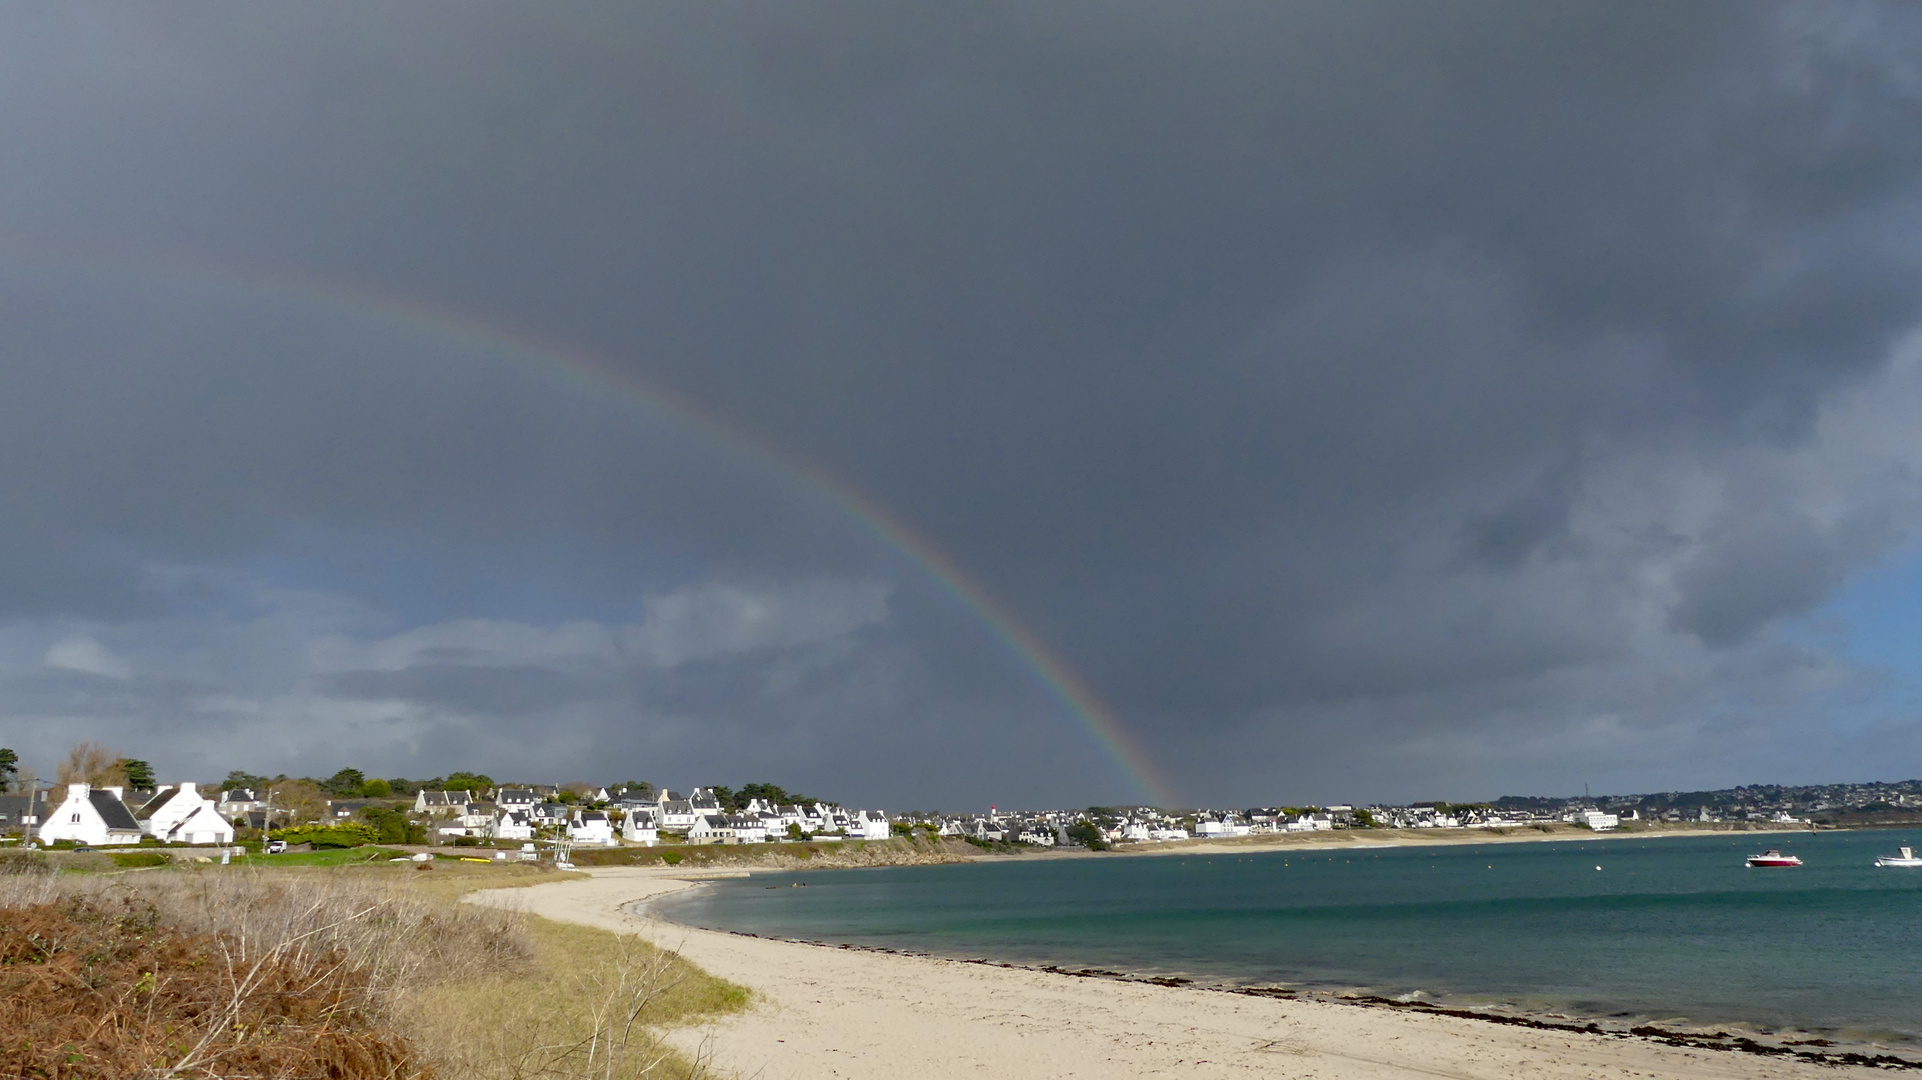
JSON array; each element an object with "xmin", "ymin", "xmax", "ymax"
[
  {"xmin": 658, "ymin": 798, "xmax": 697, "ymax": 831},
  {"xmin": 414, "ymin": 790, "xmax": 475, "ymax": 815},
  {"xmin": 490, "ymin": 810, "xmax": 535, "ymax": 841},
  {"xmin": 568, "ymin": 810, "xmax": 617, "ymax": 847},
  {"xmin": 849, "ymin": 810, "xmax": 891, "ymax": 840},
  {"xmin": 1013, "ymin": 824, "xmax": 1056, "ymax": 846},
  {"xmin": 725, "ymin": 815, "xmax": 768, "ymax": 844},
  {"xmin": 686, "ymin": 814, "xmax": 729, "ymax": 844},
  {"xmin": 37, "ymin": 784, "xmax": 144, "ymax": 847},
  {"xmin": 620, "ymin": 805, "xmax": 659, "ymax": 846},
  {"xmin": 1580, "ymin": 810, "xmax": 1619, "ymax": 831},
  {"xmin": 964, "ymin": 818, "xmax": 1005, "ymax": 842},
  {"xmin": 496, "ymin": 789, "xmax": 539, "ymax": 813},
  {"xmin": 135, "ymin": 782, "xmax": 235, "ymax": 844},
  {"xmin": 165, "ymin": 801, "xmax": 235, "ymax": 845},
  {"xmin": 1193, "ymin": 817, "xmax": 1251, "ymax": 838}
]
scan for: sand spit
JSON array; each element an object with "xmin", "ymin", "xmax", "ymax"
[{"xmin": 468, "ymin": 867, "xmax": 1912, "ymax": 1080}]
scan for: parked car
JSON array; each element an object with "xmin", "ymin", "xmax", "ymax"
[{"xmin": 265, "ymin": 839, "xmax": 288, "ymax": 854}]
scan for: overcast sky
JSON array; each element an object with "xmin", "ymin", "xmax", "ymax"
[{"xmin": 5, "ymin": 2, "xmax": 1922, "ymax": 808}]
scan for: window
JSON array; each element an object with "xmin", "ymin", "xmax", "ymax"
[{"xmin": 71, "ymin": 813, "xmax": 82, "ymax": 822}]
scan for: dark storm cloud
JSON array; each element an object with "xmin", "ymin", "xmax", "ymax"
[{"xmin": 2, "ymin": 2, "xmax": 1922, "ymax": 803}]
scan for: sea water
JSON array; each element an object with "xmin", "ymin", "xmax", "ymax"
[{"xmin": 656, "ymin": 829, "xmax": 1922, "ymax": 1044}]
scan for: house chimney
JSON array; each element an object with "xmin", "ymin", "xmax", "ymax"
[
  {"xmin": 70, "ymin": 782, "xmax": 91, "ymax": 798},
  {"xmin": 179, "ymin": 781, "xmax": 197, "ymax": 796}
]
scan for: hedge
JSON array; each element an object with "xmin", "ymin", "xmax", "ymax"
[{"xmin": 271, "ymin": 823, "xmax": 380, "ymax": 849}]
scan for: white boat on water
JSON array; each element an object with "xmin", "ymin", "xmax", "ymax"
[
  {"xmin": 1746, "ymin": 849, "xmax": 1802, "ymax": 867},
  {"xmin": 1875, "ymin": 846, "xmax": 1922, "ymax": 868}
]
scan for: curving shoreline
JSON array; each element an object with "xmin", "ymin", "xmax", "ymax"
[{"xmin": 469, "ymin": 866, "xmax": 1913, "ymax": 1080}]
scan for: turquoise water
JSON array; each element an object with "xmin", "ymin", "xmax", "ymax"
[{"xmin": 657, "ymin": 830, "xmax": 1922, "ymax": 1043}]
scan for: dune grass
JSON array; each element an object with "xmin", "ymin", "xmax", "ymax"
[
  {"xmin": 0, "ymin": 856, "xmax": 748, "ymax": 1079},
  {"xmin": 401, "ymin": 914, "xmax": 749, "ymax": 1080}
]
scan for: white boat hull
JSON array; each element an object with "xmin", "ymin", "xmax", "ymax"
[{"xmin": 1875, "ymin": 847, "xmax": 1921, "ymax": 868}]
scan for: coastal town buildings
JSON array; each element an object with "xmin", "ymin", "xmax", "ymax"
[{"xmin": 9, "ymin": 764, "xmax": 1922, "ymax": 856}]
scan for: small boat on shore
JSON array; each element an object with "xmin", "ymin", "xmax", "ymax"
[
  {"xmin": 1875, "ymin": 846, "xmax": 1922, "ymax": 868},
  {"xmin": 1746, "ymin": 849, "xmax": 1802, "ymax": 868}
]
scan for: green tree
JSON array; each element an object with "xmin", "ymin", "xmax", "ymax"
[
  {"xmin": 0, "ymin": 748, "xmax": 16, "ymax": 791},
  {"xmin": 738, "ymin": 782, "xmax": 809, "ymax": 808},
  {"xmin": 441, "ymin": 771, "xmax": 494, "ymax": 792},
  {"xmin": 1351, "ymin": 808, "xmax": 1379, "ymax": 828},
  {"xmin": 359, "ymin": 805, "xmax": 424, "ymax": 844},
  {"xmin": 223, "ymin": 770, "xmax": 267, "ymax": 791},
  {"xmin": 360, "ymin": 777, "xmax": 392, "ymax": 798},
  {"xmin": 1066, "ymin": 822, "xmax": 1111, "ymax": 851},
  {"xmin": 118, "ymin": 759, "xmax": 156, "ymax": 789},
  {"xmin": 319, "ymin": 767, "xmax": 366, "ymax": 796}
]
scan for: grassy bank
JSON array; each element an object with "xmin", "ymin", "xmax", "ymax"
[{"xmin": 0, "ymin": 854, "xmax": 747, "ymax": 1078}]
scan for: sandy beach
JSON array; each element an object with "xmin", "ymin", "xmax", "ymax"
[{"xmin": 469, "ymin": 866, "xmax": 1905, "ymax": 1080}]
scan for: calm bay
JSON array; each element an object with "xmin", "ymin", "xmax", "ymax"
[{"xmin": 657, "ymin": 829, "xmax": 1922, "ymax": 1046}]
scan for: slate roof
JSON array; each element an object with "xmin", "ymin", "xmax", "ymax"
[
  {"xmin": 89, "ymin": 790, "xmax": 142, "ymax": 832},
  {"xmin": 137, "ymin": 787, "xmax": 184, "ymax": 819},
  {"xmin": 0, "ymin": 793, "xmax": 46, "ymax": 827}
]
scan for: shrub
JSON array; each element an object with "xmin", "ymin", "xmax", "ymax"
[
  {"xmin": 361, "ymin": 805, "xmax": 427, "ymax": 845},
  {"xmin": 273, "ymin": 823, "xmax": 380, "ymax": 849},
  {"xmin": 657, "ymin": 851, "xmax": 683, "ymax": 865},
  {"xmin": 0, "ymin": 873, "xmax": 530, "ymax": 1079},
  {"xmin": 108, "ymin": 851, "xmax": 169, "ymax": 869}
]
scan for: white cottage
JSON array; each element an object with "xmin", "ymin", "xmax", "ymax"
[
  {"xmin": 490, "ymin": 809, "xmax": 535, "ymax": 841},
  {"xmin": 685, "ymin": 814, "xmax": 728, "ymax": 843},
  {"xmin": 135, "ymin": 782, "xmax": 234, "ymax": 844},
  {"xmin": 38, "ymin": 783, "xmax": 144, "ymax": 847},
  {"xmin": 620, "ymin": 805, "xmax": 659, "ymax": 846},
  {"xmin": 849, "ymin": 810, "xmax": 891, "ymax": 840},
  {"xmin": 568, "ymin": 810, "xmax": 617, "ymax": 847}
]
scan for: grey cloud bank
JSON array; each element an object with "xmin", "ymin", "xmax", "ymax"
[{"xmin": 2, "ymin": 2, "xmax": 1922, "ymax": 806}]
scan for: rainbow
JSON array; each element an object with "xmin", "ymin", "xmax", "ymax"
[{"xmin": 3, "ymin": 251, "xmax": 1179, "ymax": 807}]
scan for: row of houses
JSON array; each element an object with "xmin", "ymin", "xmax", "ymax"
[
  {"xmin": 24, "ymin": 782, "xmax": 236, "ymax": 847},
  {"xmin": 413, "ymin": 786, "xmax": 893, "ymax": 847}
]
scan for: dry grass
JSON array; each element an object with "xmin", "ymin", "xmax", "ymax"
[
  {"xmin": 401, "ymin": 917, "xmax": 748, "ymax": 1080},
  {"xmin": 0, "ymin": 858, "xmax": 748, "ymax": 1079}
]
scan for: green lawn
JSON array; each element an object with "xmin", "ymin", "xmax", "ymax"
[{"xmin": 229, "ymin": 846, "xmax": 409, "ymax": 868}]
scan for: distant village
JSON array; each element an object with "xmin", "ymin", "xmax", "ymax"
[{"xmin": 3, "ymin": 743, "xmax": 1920, "ymax": 851}]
